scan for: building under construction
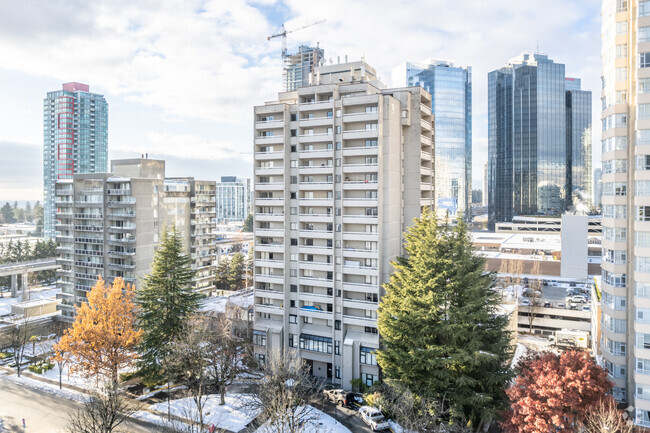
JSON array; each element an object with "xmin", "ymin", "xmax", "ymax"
[{"xmin": 283, "ymin": 45, "xmax": 324, "ymax": 92}]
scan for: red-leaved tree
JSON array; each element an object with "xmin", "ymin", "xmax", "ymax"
[{"xmin": 502, "ymin": 350, "xmax": 612, "ymax": 433}]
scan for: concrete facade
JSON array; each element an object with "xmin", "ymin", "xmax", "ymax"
[
  {"xmin": 252, "ymin": 60, "xmax": 434, "ymax": 388},
  {"xmin": 55, "ymin": 158, "xmax": 216, "ymax": 320}
]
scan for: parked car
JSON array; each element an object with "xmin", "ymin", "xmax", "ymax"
[
  {"xmin": 324, "ymin": 389, "xmax": 358, "ymax": 407},
  {"xmin": 570, "ymin": 295, "xmax": 588, "ymax": 303},
  {"xmin": 557, "ymin": 302, "xmax": 566, "ymax": 309},
  {"xmin": 521, "ymin": 299, "xmax": 530, "ymax": 306},
  {"xmin": 582, "ymin": 305, "xmax": 591, "ymax": 312},
  {"xmin": 359, "ymin": 406, "xmax": 390, "ymax": 431},
  {"xmin": 543, "ymin": 302, "xmax": 552, "ymax": 308}
]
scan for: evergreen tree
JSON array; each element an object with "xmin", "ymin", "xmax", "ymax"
[
  {"xmin": 377, "ymin": 209, "xmax": 513, "ymax": 430},
  {"xmin": 242, "ymin": 214, "xmax": 253, "ymax": 232},
  {"xmin": 136, "ymin": 226, "xmax": 200, "ymax": 380},
  {"xmin": 25, "ymin": 201, "xmax": 33, "ymax": 222},
  {"xmin": 216, "ymin": 256, "xmax": 231, "ymax": 291},
  {"xmin": 1, "ymin": 202, "xmax": 15, "ymax": 224},
  {"xmin": 228, "ymin": 252, "xmax": 245, "ymax": 290},
  {"xmin": 33, "ymin": 201, "xmax": 43, "ymax": 236}
]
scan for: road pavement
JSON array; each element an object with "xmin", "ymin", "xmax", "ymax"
[{"xmin": 0, "ymin": 377, "xmax": 154, "ymax": 432}]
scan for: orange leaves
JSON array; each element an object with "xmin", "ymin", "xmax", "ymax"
[{"xmin": 53, "ymin": 277, "xmax": 143, "ymax": 383}]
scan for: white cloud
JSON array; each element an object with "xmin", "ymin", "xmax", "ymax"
[
  {"xmin": 136, "ymin": 132, "xmax": 253, "ymax": 163},
  {"xmin": 0, "ymin": 0, "xmax": 601, "ymax": 189}
]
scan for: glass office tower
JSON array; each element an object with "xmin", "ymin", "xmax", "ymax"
[
  {"xmin": 43, "ymin": 82, "xmax": 108, "ymax": 239},
  {"xmin": 393, "ymin": 60, "xmax": 472, "ymax": 217},
  {"xmin": 487, "ymin": 54, "xmax": 591, "ymax": 228},
  {"xmin": 565, "ymin": 78, "xmax": 593, "ymax": 210},
  {"xmin": 284, "ymin": 45, "xmax": 325, "ymax": 92}
]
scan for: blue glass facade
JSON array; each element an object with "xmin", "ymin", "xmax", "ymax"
[
  {"xmin": 43, "ymin": 83, "xmax": 108, "ymax": 239},
  {"xmin": 398, "ymin": 60, "xmax": 472, "ymax": 217},
  {"xmin": 487, "ymin": 54, "xmax": 591, "ymax": 228}
]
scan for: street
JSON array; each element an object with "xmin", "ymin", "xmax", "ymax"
[
  {"xmin": 316, "ymin": 397, "xmax": 373, "ymax": 433},
  {"xmin": 0, "ymin": 377, "xmax": 154, "ymax": 433}
]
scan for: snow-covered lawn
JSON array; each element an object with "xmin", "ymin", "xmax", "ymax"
[
  {"xmin": 255, "ymin": 406, "xmax": 351, "ymax": 433},
  {"xmin": 151, "ymin": 392, "xmax": 259, "ymax": 432},
  {"xmin": 0, "ymin": 287, "xmax": 60, "ymax": 316},
  {"xmin": 0, "ymin": 373, "xmax": 89, "ymax": 402}
]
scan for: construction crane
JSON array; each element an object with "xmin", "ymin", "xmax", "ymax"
[{"xmin": 267, "ymin": 19, "xmax": 326, "ymax": 59}]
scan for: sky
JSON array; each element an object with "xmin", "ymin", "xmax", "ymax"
[{"xmin": 0, "ymin": 0, "xmax": 601, "ymax": 202}]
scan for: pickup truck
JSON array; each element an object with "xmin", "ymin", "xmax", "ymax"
[
  {"xmin": 359, "ymin": 406, "xmax": 390, "ymax": 431},
  {"xmin": 324, "ymin": 389, "xmax": 354, "ymax": 407}
]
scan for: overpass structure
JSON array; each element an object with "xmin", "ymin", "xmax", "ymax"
[{"xmin": 0, "ymin": 258, "xmax": 58, "ymax": 298}]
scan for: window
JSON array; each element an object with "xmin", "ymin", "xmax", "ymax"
[
  {"xmin": 641, "ymin": 104, "xmax": 650, "ymax": 119},
  {"xmin": 642, "ymin": 0, "xmax": 650, "ymax": 17},
  {"xmin": 639, "ymin": 385, "xmax": 650, "ymax": 400},
  {"xmin": 335, "ymin": 366, "xmax": 341, "ymax": 379},
  {"xmin": 603, "ymin": 248, "xmax": 627, "ymax": 265},
  {"xmin": 364, "ymin": 374, "xmax": 376, "ymax": 388},
  {"xmin": 617, "ymin": 44, "xmax": 628, "ymax": 58},
  {"xmin": 365, "ymin": 123, "xmax": 378, "ymax": 131},
  {"xmin": 602, "ymin": 136, "xmax": 627, "ymax": 152},
  {"xmin": 616, "ymin": 67, "xmax": 628, "ymax": 82},
  {"xmin": 291, "ymin": 238, "xmax": 297, "ymax": 246},
  {"xmin": 639, "ymin": 206, "xmax": 650, "ymax": 221},
  {"xmin": 639, "ymin": 156, "xmax": 650, "ymax": 171},
  {"xmin": 335, "ymin": 340, "xmax": 341, "ymax": 355},
  {"xmin": 617, "ymin": 0, "xmax": 627, "ymax": 12},
  {"xmin": 603, "ymin": 227, "xmax": 627, "ymax": 242},
  {"xmin": 602, "ymin": 182, "xmax": 627, "ymax": 196},
  {"xmin": 364, "ymin": 326, "xmax": 378, "ymax": 334},
  {"xmin": 289, "ymin": 333, "xmax": 295, "ymax": 347},
  {"xmin": 291, "ymin": 129, "xmax": 297, "ymax": 137},
  {"xmin": 603, "ymin": 314, "xmax": 627, "ymax": 333},
  {"xmin": 637, "ymin": 282, "xmax": 650, "ymax": 298},
  {"xmin": 641, "ymin": 26, "xmax": 650, "ymax": 42},
  {"xmin": 603, "ymin": 336, "xmax": 626, "ymax": 356},
  {"xmin": 289, "ymin": 314, "xmax": 297, "ymax": 324},
  {"xmin": 290, "ymin": 192, "xmax": 296, "ymax": 199},
  {"xmin": 602, "ymin": 269, "xmax": 626, "ymax": 287},
  {"xmin": 365, "ymin": 140, "xmax": 378, "ymax": 148},
  {"xmin": 291, "ymin": 145, "xmax": 297, "ymax": 152},
  {"xmin": 366, "ymin": 106, "xmax": 378, "ymax": 113},
  {"xmin": 602, "ymin": 291, "xmax": 627, "ymax": 310},
  {"xmin": 303, "ymin": 316, "xmax": 313, "ymax": 324},
  {"xmin": 602, "ymin": 204, "xmax": 626, "ymax": 219},
  {"xmin": 642, "ymin": 53, "xmax": 650, "ymax": 68},
  {"xmin": 638, "ymin": 333, "xmax": 650, "ymax": 349},
  {"xmin": 290, "ymin": 284, "xmax": 297, "ymax": 292},
  {"xmin": 637, "ymin": 257, "xmax": 650, "ymax": 273},
  {"xmin": 617, "ymin": 21, "xmax": 628, "ymax": 36},
  {"xmin": 290, "ymin": 114, "xmax": 297, "ymax": 121},
  {"xmin": 642, "ymin": 78, "xmax": 650, "ymax": 94},
  {"xmin": 299, "ymin": 334, "xmax": 332, "ymax": 354},
  {"xmin": 639, "ymin": 359, "xmax": 650, "ymax": 375},
  {"xmin": 360, "ymin": 347, "xmax": 378, "ymax": 365},
  {"xmin": 252, "ymin": 330, "xmax": 266, "ymax": 347},
  {"xmin": 335, "ymin": 320, "xmax": 341, "ymax": 330},
  {"xmin": 256, "ymin": 353, "xmax": 266, "ymax": 365},
  {"xmin": 640, "ymin": 130, "xmax": 650, "ymax": 146},
  {"xmin": 639, "ymin": 181, "xmax": 650, "ymax": 196},
  {"xmin": 638, "ymin": 308, "xmax": 650, "ymax": 324}
]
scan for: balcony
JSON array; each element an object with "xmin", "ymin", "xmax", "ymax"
[
  {"xmin": 342, "ymin": 163, "xmax": 378, "ymax": 174},
  {"xmin": 106, "ymin": 189, "xmax": 131, "ymax": 195},
  {"xmin": 342, "ymin": 129, "xmax": 378, "ymax": 141},
  {"xmin": 298, "ymin": 181, "xmax": 333, "ymax": 191},
  {"xmin": 75, "ymin": 249, "xmax": 103, "ymax": 257},
  {"xmin": 255, "ymin": 182, "xmax": 284, "ymax": 191},
  {"xmin": 74, "ymin": 261, "xmax": 104, "ymax": 269},
  {"xmin": 254, "ymin": 119, "xmax": 284, "ymax": 129},
  {"xmin": 342, "ymin": 314, "xmax": 377, "ymax": 327},
  {"xmin": 342, "ymin": 112, "xmax": 378, "ymax": 123},
  {"xmin": 254, "ymin": 135, "xmax": 284, "ymax": 145},
  {"xmin": 298, "ymin": 100, "xmax": 333, "ymax": 111},
  {"xmin": 108, "ymin": 262, "xmax": 136, "ymax": 270},
  {"xmin": 298, "ymin": 165, "xmax": 333, "ymax": 175},
  {"xmin": 298, "ymin": 197, "xmax": 333, "ymax": 207},
  {"xmin": 342, "ymin": 180, "xmax": 378, "ymax": 190},
  {"xmin": 255, "ymin": 273, "xmax": 284, "ymax": 284},
  {"xmin": 74, "ymin": 213, "xmax": 103, "ymax": 219},
  {"xmin": 255, "ymin": 166, "xmax": 284, "ymax": 176},
  {"xmin": 343, "ymin": 298, "xmax": 379, "ymax": 311},
  {"xmin": 299, "ymin": 261, "xmax": 334, "ymax": 272},
  {"xmin": 255, "ymin": 197, "xmax": 285, "ymax": 206},
  {"xmin": 342, "ymin": 281, "xmax": 377, "ymax": 293},
  {"xmin": 298, "ymin": 276, "xmax": 333, "ymax": 288}
]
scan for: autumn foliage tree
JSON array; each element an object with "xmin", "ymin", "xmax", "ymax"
[
  {"xmin": 53, "ymin": 277, "xmax": 142, "ymax": 384},
  {"xmin": 502, "ymin": 350, "xmax": 612, "ymax": 433}
]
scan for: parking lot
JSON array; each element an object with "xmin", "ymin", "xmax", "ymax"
[{"xmin": 520, "ymin": 283, "xmax": 592, "ymax": 310}]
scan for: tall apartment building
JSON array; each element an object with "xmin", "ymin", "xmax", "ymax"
[
  {"xmin": 284, "ymin": 45, "xmax": 325, "ymax": 92},
  {"xmin": 252, "ymin": 60, "xmax": 434, "ymax": 388},
  {"xmin": 55, "ymin": 158, "xmax": 216, "ymax": 319},
  {"xmin": 593, "ymin": 167, "xmax": 603, "ymax": 210},
  {"xmin": 487, "ymin": 54, "xmax": 592, "ymax": 229},
  {"xmin": 215, "ymin": 176, "xmax": 251, "ymax": 223},
  {"xmin": 393, "ymin": 60, "xmax": 472, "ymax": 217},
  {"xmin": 44, "ymin": 82, "xmax": 108, "ymax": 239},
  {"xmin": 600, "ymin": 0, "xmax": 650, "ymax": 423}
]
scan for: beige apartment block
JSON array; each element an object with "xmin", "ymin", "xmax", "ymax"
[
  {"xmin": 601, "ymin": 0, "xmax": 650, "ymax": 424},
  {"xmin": 55, "ymin": 158, "xmax": 216, "ymax": 320},
  {"xmin": 252, "ymin": 60, "xmax": 434, "ymax": 388}
]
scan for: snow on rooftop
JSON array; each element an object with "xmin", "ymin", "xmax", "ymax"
[{"xmin": 200, "ymin": 290, "xmax": 253, "ymax": 314}]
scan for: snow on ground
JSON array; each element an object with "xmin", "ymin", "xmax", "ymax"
[
  {"xmin": 200, "ymin": 290, "xmax": 253, "ymax": 315},
  {"xmin": 1, "ymin": 373, "xmax": 89, "ymax": 402},
  {"xmin": 38, "ymin": 363, "xmax": 104, "ymax": 392},
  {"xmin": 510, "ymin": 343, "xmax": 529, "ymax": 370},
  {"xmin": 518, "ymin": 333, "xmax": 554, "ymax": 353},
  {"xmin": 255, "ymin": 406, "xmax": 351, "ymax": 433},
  {"xmin": 151, "ymin": 392, "xmax": 259, "ymax": 432},
  {"xmin": 132, "ymin": 411, "xmax": 177, "ymax": 429},
  {"xmin": 0, "ymin": 287, "xmax": 60, "ymax": 316}
]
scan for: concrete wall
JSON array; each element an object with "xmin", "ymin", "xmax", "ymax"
[{"xmin": 560, "ymin": 215, "xmax": 588, "ymax": 279}]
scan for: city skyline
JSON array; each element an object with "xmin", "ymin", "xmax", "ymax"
[{"xmin": 0, "ymin": 0, "xmax": 600, "ymax": 201}]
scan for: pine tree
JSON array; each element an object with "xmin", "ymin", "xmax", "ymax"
[
  {"xmin": 228, "ymin": 252, "xmax": 245, "ymax": 290},
  {"xmin": 25, "ymin": 201, "xmax": 33, "ymax": 222},
  {"xmin": 242, "ymin": 214, "xmax": 253, "ymax": 232},
  {"xmin": 216, "ymin": 256, "xmax": 231, "ymax": 291},
  {"xmin": 137, "ymin": 226, "xmax": 200, "ymax": 380},
  {"xmin": 377, "ymin": 209, "xmax": 513, "ymax": 430},
  {"xmin": 1, "ymin": 202, "xmax": 15, "ymax": 224}
]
